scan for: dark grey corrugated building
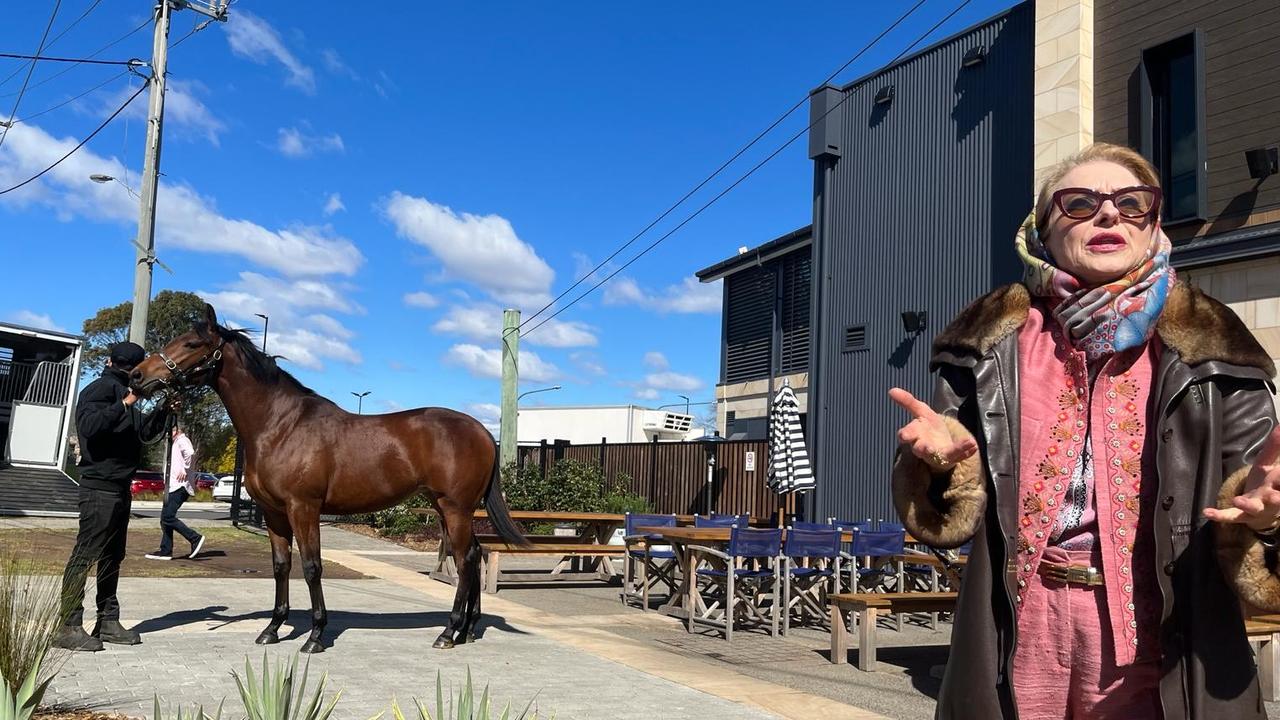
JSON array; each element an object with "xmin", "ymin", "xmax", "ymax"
[{"xmin": 806, "ymin": 3, "xmax": 1034, "ymax": 523}]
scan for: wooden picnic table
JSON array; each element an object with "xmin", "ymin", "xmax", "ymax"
[{"xmin": 418, "ymin": 508, "xmax": 627, "ymax": 591}]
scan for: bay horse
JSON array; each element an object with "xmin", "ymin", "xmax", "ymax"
[{"xmin": 129, "ymin": 304, "xmax": 525, "ymax": 652}]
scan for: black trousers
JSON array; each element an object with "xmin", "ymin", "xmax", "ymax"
[
  {"xmin": 158, "ymin": 487, "xmax": 200, "ymax": 555},
  {"xmin": 60, "ymin": 486, "xmax": 131, "ymax": 625}
]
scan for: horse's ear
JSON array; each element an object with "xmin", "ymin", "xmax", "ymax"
[{"xmin": 203, "ymin": 303, "xmax": 219, "ymax": 330}]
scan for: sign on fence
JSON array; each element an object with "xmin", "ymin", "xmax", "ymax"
[{"xmin": 745, "ymin": 451, "xmax": 755, "ymax": 472}]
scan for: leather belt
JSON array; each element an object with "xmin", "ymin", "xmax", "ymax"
[{"xmin": 1037, "ymin": 561, "xmax": 1105, "ymax": 587}]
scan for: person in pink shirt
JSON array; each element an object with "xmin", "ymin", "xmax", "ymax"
[
  {"xmin": 890, "ymin": 143, "xmax": 1280, "ymax": 719},
  {"xmin": 145, "ymin": 423, "xmax": 206, "ymax": 561}
]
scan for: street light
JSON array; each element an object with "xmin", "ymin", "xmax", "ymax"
[
  {"xmin": 351, "ymin": 390, "xmax": 371, "ymax": 414},
  {"xmin": 254, "ymin": 313, "xmax": 269, "ymax": 353},
  {"xmin": 517, "ymin": 385, "xmax": 561, "ymax": 403},
  {"xmin": 89, "ymin": 173, "xmax": 140, "ymax": 200},
  {"xmin": 677, "ymin": 394, "xmax": 690, "ymax": 415}
]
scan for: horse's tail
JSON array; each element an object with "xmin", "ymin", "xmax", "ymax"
[{"xmin": 484, "ymin": 444, "xmax": 528, "ymax": 547}]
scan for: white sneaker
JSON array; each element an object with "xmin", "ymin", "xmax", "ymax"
[
  {"xmin": 144, "ymin": 552, "xmax": 172, "ymax": 561},
  {"xmin": 189, "ymin": 535, "xmax": 206, "ymax": 560}
]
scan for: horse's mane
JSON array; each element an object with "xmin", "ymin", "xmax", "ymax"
[{"xmin": 198, "ymin": 322, "xmax": 319, "ymax": 397}]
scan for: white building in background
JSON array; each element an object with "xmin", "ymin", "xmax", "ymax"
[{"xmin": 517, "ymin": 405, "xmax": 705, "ymax": 444}]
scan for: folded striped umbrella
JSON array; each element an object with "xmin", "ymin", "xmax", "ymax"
[{"xmin": 767, "ymin": 384, "xmax": 814, "ymax": 494}]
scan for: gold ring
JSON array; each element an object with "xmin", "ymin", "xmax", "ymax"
[{"xmin": 929, "ymin": 451, "xmax": 950, "ymax": 468}]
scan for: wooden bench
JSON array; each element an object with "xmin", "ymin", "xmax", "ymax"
[
  {"xmin": 1247, "ymin": 618, "xmax": 1280, "ymax": 701},
  {"xmin": 829, "ymin": 591, "xmax": 958, "ymax": 670},
  {"xmin": 480, "ymin": 542, "xmax": 626, "ymax": 594}
]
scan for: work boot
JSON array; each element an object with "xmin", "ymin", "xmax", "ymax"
[
  {"xmin": 91, "ymin": 618, "xmax": 141, "ymax": 645},
  {"xmin": 52, "ymin": 625, "xmax": 103, "ymax": 652}
]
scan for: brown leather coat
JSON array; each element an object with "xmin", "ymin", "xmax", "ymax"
[{"xmin": 893, "ymin": 282, "xmax": 1279, "ymax": 720}]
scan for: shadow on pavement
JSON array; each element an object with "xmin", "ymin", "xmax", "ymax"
[{"xmin": 132, "ymin": 604, "xmax": 530, "ymax": 645}]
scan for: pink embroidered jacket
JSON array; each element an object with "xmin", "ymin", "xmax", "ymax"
[{"xmin": 1014, "ymin": 302, "xmax": 1161, "ymax": 666}]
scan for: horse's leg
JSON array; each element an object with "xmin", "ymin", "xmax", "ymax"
[
  {"xmin": 460, "ymin": 536, "xmax": 483, "ymax": 642},
  {"xmin": 433, "ymin": 508, "xmax": 476, "ymax": 649},
  {"xmin": 255, "ymin": 510, "xmax": 293, "ymax": 645},
  {"xmin": 289, "ymin": 505, "xmax": 328, "ymax": 654}
]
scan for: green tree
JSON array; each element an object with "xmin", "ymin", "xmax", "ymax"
[{"xmin": 81, "ymin": 291, "xmax": 234, "ymax": 472}]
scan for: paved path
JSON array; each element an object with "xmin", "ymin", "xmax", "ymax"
[{"xmin": 40, "ymin": 523, "xmax": 888, "ymax": 720}]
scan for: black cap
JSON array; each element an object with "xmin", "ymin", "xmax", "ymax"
[{"xmin": 108, "ymin": 341, "xmax": 146, "ymax": 369}]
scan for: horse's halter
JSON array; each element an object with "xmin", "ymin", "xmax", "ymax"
[{"xmin": 156, "ymin": 336, "xmax": 226, "ymax": 390}]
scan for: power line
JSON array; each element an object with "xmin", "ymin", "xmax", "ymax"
[
  {"xmin": 4, "ymin": 69, "xmax": 127, "ymax": 126},
  {"xmin": 0, "ymin": 81, "xmax": 146, "ymax": 196},
  {"xmin": 0, "ymin": 0, "xmax": 103, "ymax": 88},
  {"xmin": 0, "ymin": 17, "xmax": 149, "ymax": 100},
  {"xmin": 0, "ymin": 52, "xmax": 135, "ymax": 66},
  {"xmin": 522, "ymin": 0, "xmax": 975, "ymax": 339},
  {"xmin": 0, "ymin": 0, "xmax": 63, "ymax": 152},
  {"xmin": 9, "ymin": 12, "xmax": 218, "ymax": 129},
  {"xmin": 515, "ymin": 0, "xmax": 931, "ymax": 333}
]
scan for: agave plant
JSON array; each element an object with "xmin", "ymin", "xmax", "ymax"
[
  {"xmin": 387, "ymin": 669, "xmax": 543, "ymax": 720},
  {"xmin": 153, "ymin": 695, "xmax": 224, "ymax": 720},
  {"xmin": 0, "ymin": 649, "xmax": 54, "ymax": 720},
  {"xmin": 0, "ymin": 551, "xmax": 68, "ymax": 720},
  {"xmin": 232, "ymin": 652, "xmax": 341, "ymax": 720}
]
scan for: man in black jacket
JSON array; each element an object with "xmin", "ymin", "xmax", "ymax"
[{"xmin": 54, "ymin": 341, "xmax": 173, "ymax": 652}]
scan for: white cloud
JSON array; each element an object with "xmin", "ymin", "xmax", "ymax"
[
  {"xmin": 528, "ymin": 319, "xmax": 597, "ymax": 348},
  {"xmin": 466, "ymin": 402, "xmax": 501, "ymax": 436},
  {"xmin": 380, "ymin": 399, "xmax": 406, "ymax": 413},
  {"xmin": 382, "ymin": 192, "xmax": 555, "ymax": 307},
  {"xmin": 277, "ymin": 127, "xmax": 344, "ymax": 158},
  {"xmin": 432, "ymin": 305, "xmax": 494, "ymax": 340},
  {"xmin": 643, "ymin": 351, "xmax": 668, "ymax": 370},
  {"xmin": 113, "ymin": 80, "xmax": 226, "ymax": 146},
  {"xmin": 634, "ymin": 388, "xmax": 660, "ymax": 400},
  {"xmin": 321, "ymin": 48, "xmax": 360, "ymax": 80},
  {"xmin": 431, "ymin": 303, "xmax": 596, "ymax": 348},
  {"xmin": 0, "ymin": 122, "xmax": 363, "ymax": 277},
  {"xmin": 403, "ymin": 291, "xmax": 439, "ymax": 309},
  {"xmin": 225, "ymin": 11, "xmax": 316, "ymax": 93},
  {"xmin": 197, "ymin": 273, "xmax": 362, "ymax": 371},
  {"xmin": 643, "ymin": 371, "xmax": 703, "ymax": 392},
  {"xmin": 570, "ymin": 352, "xmax": 606, "ymax": 376},
  {"xmin": 604, "ymin": 276, "xmax": 721, "ymax": 314},
  {"xmin": 443, "ymin": 344, "xmax": 559, "ymax": 382},
  {"xmin": 323, "ymin": 193, "xmax": 345, "ymax": 216},
  {"xmin": 5, "ymin": 310, "xmax": 64, "ymax": 332}
]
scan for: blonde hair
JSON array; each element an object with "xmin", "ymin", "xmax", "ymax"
[{"xmin": 1034, "ymin": 143, "xmax": 1161, "ymax": 238}]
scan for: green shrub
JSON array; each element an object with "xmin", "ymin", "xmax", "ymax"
[
  {"xmin": 232, "ymin": 652, "xmax": 340, "ymax": 720},
  {"xmin": 152, "ymin": 696, "xmax": 223, "ymax": 720},
  {"xmin": 389, "ymin": 669, "xmax": 543, "ymax": 720},
  {"xmin": 601, "ymin": 472, "xmax": 650, "ymax": 514},
  {"xmin": 0, "ymin": 552, "xmax": 66, "ymax": 716}
]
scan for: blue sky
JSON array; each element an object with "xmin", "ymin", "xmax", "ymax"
[{"xmin": 1, "ymin": 0, "xmax": 1017, "ymax": 428}]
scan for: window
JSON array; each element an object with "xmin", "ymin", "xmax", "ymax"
[
  {"xmin": 724, "ymin": 267, "xmax": 773, "ymax": 383},
  {"xmin": 1140, "ymin": 32, "xmax": 1205, "ymax": 223},
  {"xmin": 779, "ymin": 252, "xmax": 811, "ymax": 374},
  {"xmin": 722, "ymin": 247, "xmax": 811, "ymax": 383}
]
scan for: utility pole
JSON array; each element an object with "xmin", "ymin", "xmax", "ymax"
[
  {"xmin": 128, "ymin": 0, "xmax": 228, "ymax": 345},
  {"xmin": 499, "ymin": 310, "xmax": 520, "ymax": 469}
]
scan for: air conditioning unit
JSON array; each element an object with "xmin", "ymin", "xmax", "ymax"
[{"xmin": 641, "ymin": 410, "xmax": 693, "ymax": 436}]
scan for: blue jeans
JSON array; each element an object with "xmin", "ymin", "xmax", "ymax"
[{"xmin": 159, "ymin": 487, "xmax": 201, "ymax": 555}]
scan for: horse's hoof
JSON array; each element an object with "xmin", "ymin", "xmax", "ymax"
[
  {"xmin": 299, "ymin": 640, "xmax": 324, "ymax": 654},
  {"xmin": 432, "ymin": 636, "xmax": 455, "ymax": 650},
  {"xmin": 255, "ymin": 631, "xmax": 279, "ymax": 645},
  {"xmin": 466, "ymin": 634, "xmax": 476, "ymax": 644}
]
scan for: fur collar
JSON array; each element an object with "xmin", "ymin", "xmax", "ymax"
[{"xmin": 933, "ymin": 282, "xmax": 1276, "ymax": 376}]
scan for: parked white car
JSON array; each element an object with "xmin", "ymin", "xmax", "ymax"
[{"xmin": 212, "ymin": 475, "xmax": 251, "ymax": 503}]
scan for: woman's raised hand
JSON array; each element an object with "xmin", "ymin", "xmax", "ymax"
[
  {"xmin": 888, "ymin": 387, "xmax": 978, "ymax": 472},
  {"xmin": 1204, "ymin": 425, "xmax": 1280, "ymax": 532}
]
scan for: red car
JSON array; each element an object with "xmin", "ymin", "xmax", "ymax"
[{"xmin": 130, "ymin": 470, "xmax": 165, "ymax": 496}]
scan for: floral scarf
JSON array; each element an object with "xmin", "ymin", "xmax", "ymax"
[{"xmin": 1015, "ymin": 215, "xmax": 1174, "ymax": 362}]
